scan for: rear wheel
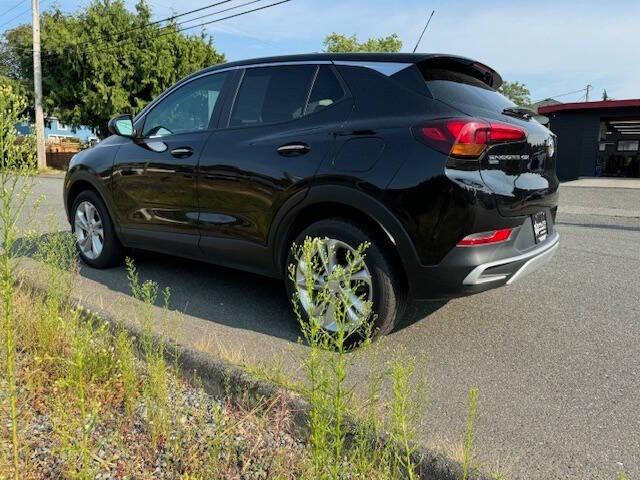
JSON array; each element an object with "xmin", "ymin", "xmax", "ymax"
[
  {"xmin": 71, "ymin": 190, "xmax": 123, "ymax": 268},
  {"xmin": 285, "ymin": 218, "xmax": 405, "ymax": 339}
]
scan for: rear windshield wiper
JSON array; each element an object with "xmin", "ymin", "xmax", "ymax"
[
  {"xmin": 502, "ymin": 106, "xmax": 550, "ymax": 126},
  {"xmin": 502, "ymin": 106, "xmax": 537, "ymax": 119}
]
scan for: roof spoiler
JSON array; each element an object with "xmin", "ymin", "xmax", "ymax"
[{"xmin": 416, "ymin": 55, "xmax": 503, "ymax": 90}]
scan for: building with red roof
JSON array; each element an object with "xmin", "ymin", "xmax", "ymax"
[{"xmin": 539, "ymin": 99, "xmax": 640, "ymax": 180}]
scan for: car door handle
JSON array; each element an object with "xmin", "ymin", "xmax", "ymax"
[
  {"xmin": 171, "ymin": 147, "xmax": 193, "ymax": 158},
  {"xmin": 277, "ymin": 143, "xmax": 310, "ymax": 156}
]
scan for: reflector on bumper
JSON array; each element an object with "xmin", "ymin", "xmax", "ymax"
[
  {"xmin": 462, "ymin": 232, "xmax": 559, "ymax": 285},
  {"xmin": 457, "ymin": 228, "xmax": 513, "ymax": 247}
]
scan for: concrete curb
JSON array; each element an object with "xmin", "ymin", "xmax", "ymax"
[
  {"xmin": 558, "ymin": 205, "xmax": 640, "ymax": 218},
  {"xmin": 561, "ymin": 178, "xmax": 640, "ymax": 189},
  {"xmin": 37, "ymin": 171, "xmax": 66, "ymax": 179},
  {"xmin": 19, "ymin": 266, "xmax": 492, "ymax": 480}
]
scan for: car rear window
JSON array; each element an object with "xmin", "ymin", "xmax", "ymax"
[
  {"xmin": 389, "ymin": 65, "xmax": 432, "ymax": 97},
  {"xmin": 305, "ymin": 65, "xmax": 346, "ymax": 115},
  {"xmin": 230, "ymin": 65, "xmax": 316, "ymax": 127},
  {"xmin": 421, "ymin": 69, "xmax": 516, "ymax": 113}
]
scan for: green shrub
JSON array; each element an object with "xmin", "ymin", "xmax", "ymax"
[
  {"xmin": 290, "ymin": 237, "xmax": 431, "ymax": 480},
  {"xmin": 290, "ymin": 237, "xmax": 375, "ymax": 479},
  {"xmin": 126, "ymin": 257, "xmax": 171, "ymax": 445},
  {"xmin": 0, "ymin": 82, "xmax": 37, "ymax": 480},
  {"xmin": 0, "ymin": 84, "xmax": 37, "ymax": 170}
]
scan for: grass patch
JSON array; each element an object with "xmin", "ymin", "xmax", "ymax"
[
  {"xmin": 1, "ymin": 232, "xmax": 429, "ymax": 479},
  {"xmin": 1, "ymin": 282, "xmax": 313, "ymax": 479}
]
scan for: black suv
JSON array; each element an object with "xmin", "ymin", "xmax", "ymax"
[{"xmin": 64, "ymin": 53, "xmax": 559, "ymax": 336}]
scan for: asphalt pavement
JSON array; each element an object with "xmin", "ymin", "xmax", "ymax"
[{"xmin": 26, "ymin": 176, "xmax": 640, "ymax": 479}]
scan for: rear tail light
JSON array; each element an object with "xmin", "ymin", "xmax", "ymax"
[
  {"xmin": 413, "ymin": 118, "xmax": 526, "ymax": 158},
  {"xmin": 457, "ymin": 228, "xmax": 513, "ymax": 247}
]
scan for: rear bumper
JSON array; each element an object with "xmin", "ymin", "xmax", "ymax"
[{"xmin": 406, "ymin": 210, "xmax": 560, "ymax": 300}]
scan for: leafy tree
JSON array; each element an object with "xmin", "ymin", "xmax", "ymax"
[
  {"xmin": 2, "ymin": 0, "xmax": 225, "ymax": 137},
  {"xmin": 0, "ymin": 33, "xmax": 33, "ymax": 117},
  {"xmin": 602, "ymin": 89, "xmax": 609, "ymax": 100},
  {"xmin": 0, "ymin": 75, "xmax": 30, "ymax": 111},
  {"xmin": 323, "ymin": 32, "xmax": 402, "ymax": 53},
  {"xmin": 498, "ymin": 80, "xmax": 531, "ymax": 107}
]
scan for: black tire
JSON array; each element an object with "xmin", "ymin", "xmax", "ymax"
[
  {"xmin": 285, "ymin": 218, "xmax": 406, "ymax": 339},
  {"xmin": 71, "ymin": 190, "xmax": 123, "ymax": 268}
]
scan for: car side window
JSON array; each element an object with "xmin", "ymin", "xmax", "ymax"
[
  {"xmin": 229, "ymin": 65, "xmax": 316, "ymax": 127},
  {"xmin": 143, "ymin": 71, "xmax": 228, "ymax": 137},
  {"xmin": 305, "ymin": 65, "xmax": 346, "ymax": 115}
]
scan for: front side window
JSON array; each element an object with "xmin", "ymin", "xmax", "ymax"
[
  {"xmin": 305, "ymin": 65, "xmax": 346, "ymax": 115},
  {"xmin": 229, "ymin": 65, "xmax": 316, "ymax": 127},
  {"xmin": 143, "ymin": 71, "xmax": 228, "ymax": 137}
]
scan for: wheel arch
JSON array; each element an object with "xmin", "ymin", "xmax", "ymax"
[
  {"xmin": 272, "ymin": 186, "xmax": 418, "ymax": 290},
  {"xmin": 65, "ymin": 170, "xmax": 119, "ymax": 234}
]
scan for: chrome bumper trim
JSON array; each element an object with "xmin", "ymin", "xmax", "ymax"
[{"xmin": 462, "ymin": 232, "xmax": 560, "ymax": 286}]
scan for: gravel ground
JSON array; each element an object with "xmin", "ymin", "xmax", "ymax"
[{"xmin": 1, "ymin": 352, "xmax": 306, "ymax": 480}]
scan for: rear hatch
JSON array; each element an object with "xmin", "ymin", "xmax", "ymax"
[{"xmin": 415, "ymin": 60, "xmax": 559, "ymax": 217}]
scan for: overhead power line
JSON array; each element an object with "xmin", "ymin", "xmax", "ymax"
[
  {"xmin": 532, "ymin": 87, "xmax": 587, "ymax": 104},
  {"xmin": 38, "ymin": 0, "xmax": 290, "ymax": 66},
  {"xmin": 37, "ymin": 0, "xmax": 239, "ymax": 60},
  {"xmin": 0, "ymin": 0, "xmax": 50, "ymax": 31},
  {"xmin": 174, "ymin": 0, "xmax": 290, "ymax": 34},
  {"xmin": 7, "ymin": 0, "xmax": 237, "ymax": 57},
  {"xmin": 18, "ymin": 0, "xmax": 268, "ymax": 63},
  {"xmin": 0, "ymin": 0, "xmax": 29, "ymax": 19},
  {"xmin": 169, "ymin": 0, "xmax": 263, "ymax": 29}
]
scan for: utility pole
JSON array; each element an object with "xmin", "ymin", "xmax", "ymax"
[
  {"xmin": 31, "ymin": 0, "xmax": 46, "ymax": 170},
  {"xmin": 585, "ymin": 84, "xmax": 592, "ymax": 102}
]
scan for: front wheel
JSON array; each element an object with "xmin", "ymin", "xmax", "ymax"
[
  {"xmin": 71, "ymin": 190, "xmax": 123, "ymax": 268},
  {"xmin": 285, "ymin": 218, "xmax": 406, "ymax": 339}
]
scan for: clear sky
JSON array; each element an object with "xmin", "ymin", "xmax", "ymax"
[{"xmin": 2, "ymin": 0, "xmax": 638, "ymax": 102}]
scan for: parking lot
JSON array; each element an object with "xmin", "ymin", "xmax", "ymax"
[{"xmin": 29, "ymin": 176, "xmax": 640, "ymax": 479}]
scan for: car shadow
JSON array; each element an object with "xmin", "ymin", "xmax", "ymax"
[
  {"xmin": 394, "ymin": 299, "xmax": 448, "ymax": 333},
  {"xmin": 20, "ymin": 232, "xmax": 446, "ymax": 343}
]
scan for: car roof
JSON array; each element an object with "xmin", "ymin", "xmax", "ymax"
[
  {"xmin": 199, "ymin": 52, "xmax": 467, "ymax": 72},
  {"xmin": 187, "ymin": 52, "xmax": 502, "ymax": 89}
]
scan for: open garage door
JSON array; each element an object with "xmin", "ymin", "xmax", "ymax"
[{"xmin": 597, "ymin": 118, "xmax": 640, "ymax": 177}]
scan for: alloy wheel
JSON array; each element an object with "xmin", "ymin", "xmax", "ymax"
[
  {"xmin": 295, "ymin": 238, "xmax": 373, "ymax": 332},
  {"xmin": 74, "ymin": 200, "xmax": 104, "ymax": 260}
]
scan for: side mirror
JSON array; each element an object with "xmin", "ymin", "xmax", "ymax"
[{"xmin": 108, "ymin": 114, "xmax": 135, "ymax": 137}]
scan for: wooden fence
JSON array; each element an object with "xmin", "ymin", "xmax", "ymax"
[{"xmin": 46, "ymin": 141, "xmax": 82, "ymax": 170}]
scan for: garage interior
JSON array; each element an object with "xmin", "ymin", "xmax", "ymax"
[{"xmin": 598, "ymin": 118, "xmax": 640, "ymax": 177}]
